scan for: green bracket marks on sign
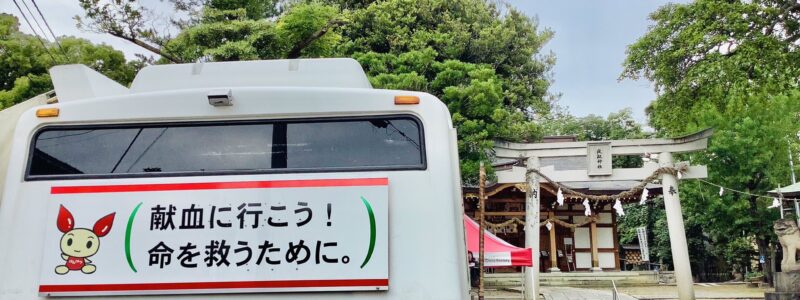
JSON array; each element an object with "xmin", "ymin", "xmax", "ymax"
[{"xmin": 360, "ymin": 196, "xmax": 376, "ymax": 269}]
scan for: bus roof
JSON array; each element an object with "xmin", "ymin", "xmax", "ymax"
[{"xmin": 50, "ymin": 58, "xmax": 372, "ymax": 102}]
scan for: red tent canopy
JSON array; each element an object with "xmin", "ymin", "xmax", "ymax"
[{"xmin": 464, "ymin": 215, "xmax": 533, "ymax": 267}]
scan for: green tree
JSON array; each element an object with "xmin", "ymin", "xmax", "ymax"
[
  {"xmin": 76, "ymin": 0, "xmax": 181, "ymax": 62},
  {"xmin": 341, "ymin": 0, "xmax": 555, "ymax": 182},
  {"xmin": 622, "ymin": 0, "xmax": 800, "ymax": 282},
  {"xmin": 77, "ymin": 0, "xmax": 341, "ymax": 62},
  {"xmin": 721, "ymin": 237, "xmax": 758, "ymax": 277},
  {"xmin": 0, "ymin": 13, "xmax": 140, "ymax": 109},
  {"xmin": 0, "ymin": 13, "xmax": 52, "ymax": 102},
  {"xmin": 622, "ymin": 0, "xmax": 800, "ymax": 133},
  {"xmin": 164, "ymin": 1, "xmax": 342, "ymax": 61},
  {"xmin": 618, "ymin": 194, "xmax": 719, "ymax": 277},
  {"xmin": 618, "ymin": 197, "xmax": 675, "ymax": 268},
  {"xmin": 542, "ymin": 108, "xmax": 647, "ymax": 168},
  {"xmin": 77, "ymin": 0, "xmax": 557, "ymax": 183},
  {"xmin": 542, "ymin": 108, "xmax": 646, "ymax": 141}
]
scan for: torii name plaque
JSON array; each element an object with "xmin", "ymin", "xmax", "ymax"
[{"xmin": 587, "ymin": 142, "xmax": 612, "ymax": 176}]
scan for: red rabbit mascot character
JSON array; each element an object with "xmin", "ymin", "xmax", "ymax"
[{"xmin": 55, "ymin": 205, "xmax": 115, "ymax": 275}]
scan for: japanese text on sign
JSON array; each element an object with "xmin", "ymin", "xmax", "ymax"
[{"xmin": 38, "ymin": 178, "xmax": 389, "ymax": 296}]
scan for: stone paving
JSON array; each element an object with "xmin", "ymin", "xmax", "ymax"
[
  {"xmin": 472, "ymin": 283, "xmax": 772, "ymax": 299},
  {"xmin": 472, "ymin": 287, "xmax": 638, "ymax": 300},
  {"xmin": 542, "ymin": 287, "xmax": 638, "ymax": 300},
  {"xmin": 469, "ymin": 289, "xmax": 528, "ymax": 299},
  {"xmin": 605, "ymin": 283, "xmax": 771, "ymax": 299}
]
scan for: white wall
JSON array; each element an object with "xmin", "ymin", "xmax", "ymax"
[
  {"xmin": 574, "ymin": 227, "xmax": 590, "ymax": 248},
  {"xmin": 597, "ymin": 212, "xmax": 613, "ymax": 224},
  {"xmin": 599, "ymin": 253, "xmax": 616, "ymax": 268},
  {"xmin": 572, "ymin": 220, "xmax": 617, "ymax": 269},
  {"xmin": 495, "ymin": 166, "xmax": 526, "ymax": 183},
  {"xmin": 575, "ymin": 252, "xmax": 592, "ymax": 269},
  {"xmin": 598, "ymin": 227, "xmax": 614, "ymax": 248}
]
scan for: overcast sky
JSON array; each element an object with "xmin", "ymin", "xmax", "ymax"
[
  {"xmin": 509, "ymin": 0, "xmax": 689, "ymax": 123},
  {"xmin": 1, "ymin": 0, "xmax": 687, "ymax": 123}
]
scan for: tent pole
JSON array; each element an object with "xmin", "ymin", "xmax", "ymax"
[{"xmin": 478, "ymin": 162, "xmax": 486, "ymax": 300}]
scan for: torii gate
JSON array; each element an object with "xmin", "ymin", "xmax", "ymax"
[{"xmin": 493, "ymin": 129, "xmax": 712, "ymax": 300}]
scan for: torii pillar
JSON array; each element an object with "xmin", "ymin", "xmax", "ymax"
[
  {"xmin": 660, "ymin": 152, "xmax": 695, "ymax": 300},
  {"xmin": 524, "ymin": 157, "xmax": 540, "ymax": 300}
]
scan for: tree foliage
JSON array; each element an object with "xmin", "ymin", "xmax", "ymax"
[
  {"xmin": 75, "ymin": 0, "xmax": 557, "ymax": 183},
  {"xmin": 622, "ymin": 0, "xmax": 800, "ymax": 133},
  {"xmin": 622, "ymin": 0, "xmax": 800, "ymax": 280},
  {"xmin": 77, "ymin": 0, "xmax": 338, "ymax": 62},
  {"xmin": 542, "ymin": 108, "xmax": 647, "ymax": 169},
  {"xmin": 340, "ymin": 0, "xmax": 555, "ymax": 182},
  {"xmin": 618, "ymin": 198, "xmax": 679, "ymax": 268},
  {"xmin": 164, "ymin": 1, "xmax": 341, "ymax": 61},
  {"xmin": 542, "ymin": 108, "xmax": 646, "ymax": 141},
  {"xmin": 0, "ymin": 13, "xmax": 140, "ymax": 109},
  {"xmin": 76, "ymin": 0, "xmax": 182, "ymax": 62},
  {"xmin": 680, "ymin": 92, "xmax": 800, "ymax": 275}
]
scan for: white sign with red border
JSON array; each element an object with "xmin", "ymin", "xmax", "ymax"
[{"xmin": 38, "ymin": 178, "xmax": 389, "ymax": 296}]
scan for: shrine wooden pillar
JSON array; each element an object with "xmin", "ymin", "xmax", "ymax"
[
  {"xmin": 547, "ymin": 211, "xmax": 560, "ymax": 272},
  {"xmin": 589, "ymin": 214, "xmax": 601, "ymax": 272}
]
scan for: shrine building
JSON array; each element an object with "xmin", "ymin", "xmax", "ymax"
[{"xmin": 464, "ymin": 158, "xmax": 661, "ymax": 272}]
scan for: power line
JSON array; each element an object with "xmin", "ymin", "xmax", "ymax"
[
  {"xmin": 11, "ymin": 0, "xmax": 56, "ymax": 64},
  {"xmin": 29, "ymin": 0, "xmax": 67, "ymax": 56},
  {"xmin": 125, "ymin": 128, "xmax": 169, "ymax": 173},
  {"xmin": 38, "ymin": 130, "xmax": 96, "ymax": 140},
  {"xmin": 19, "ymin": 0, "xmax": 49, "ymax": 43},
  {"xmin": 110, "ymin": 128, "xmax": 144, "ymax": 173}
]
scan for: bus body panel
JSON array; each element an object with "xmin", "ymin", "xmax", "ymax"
[
  {"xmin": 0, "ymin": 94, "xmax": 49, "ymax": 207},
  {"xmin": 0, "ymin": 87, "xmax": 467, "ymax": 299}
]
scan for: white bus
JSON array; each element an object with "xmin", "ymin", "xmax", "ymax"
[{"xmin": 0, "ymin": 58, "xmax": 468, "ymax": 299}]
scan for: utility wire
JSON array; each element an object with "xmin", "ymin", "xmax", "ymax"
[
  {"xmin": 110, "ymin": 128, "xmax": 143, "ymax": 173},
  {"xmin": 20, "ymin": 0, "xmax": 49, "ymax": 43},
  {"xmin": 387, "ymin": 122, "xmax": 421, "ymax": 150},
  {"xmin": 12, "ymin": 0, "xmax": 56, "ymax": 64},
  {"xmin": 29, "ymin": 0, "xmax": 67, "ymax": 56},
  {"xmin": 38, "ymin": 130, "xmax": 96, "ymax": 140},
  {"xmin": 125, "ymin": 128, "xmax": 169, "ymax": 173}
]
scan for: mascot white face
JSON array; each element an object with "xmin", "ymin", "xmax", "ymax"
[{"xmin": 775, "ymin": 218, "xmax": 800, "ymax": 271}]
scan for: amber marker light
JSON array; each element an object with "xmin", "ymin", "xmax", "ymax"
[
  {"xmin": 36, "ymin": 108, "xmax": 60, "ymax": 118},
  {"xmin": 394, "ymin": 95, "xmax": 420, "ymax": 105}
]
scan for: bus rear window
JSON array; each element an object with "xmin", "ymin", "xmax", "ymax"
[{"xmin": 27, "ymin": 116, "xmax": 424, "ymax": 179}]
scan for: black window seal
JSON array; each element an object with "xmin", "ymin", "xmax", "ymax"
[{"xmin": 25, "ymin": 114, "xmax": 427, "ymax": 181}]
